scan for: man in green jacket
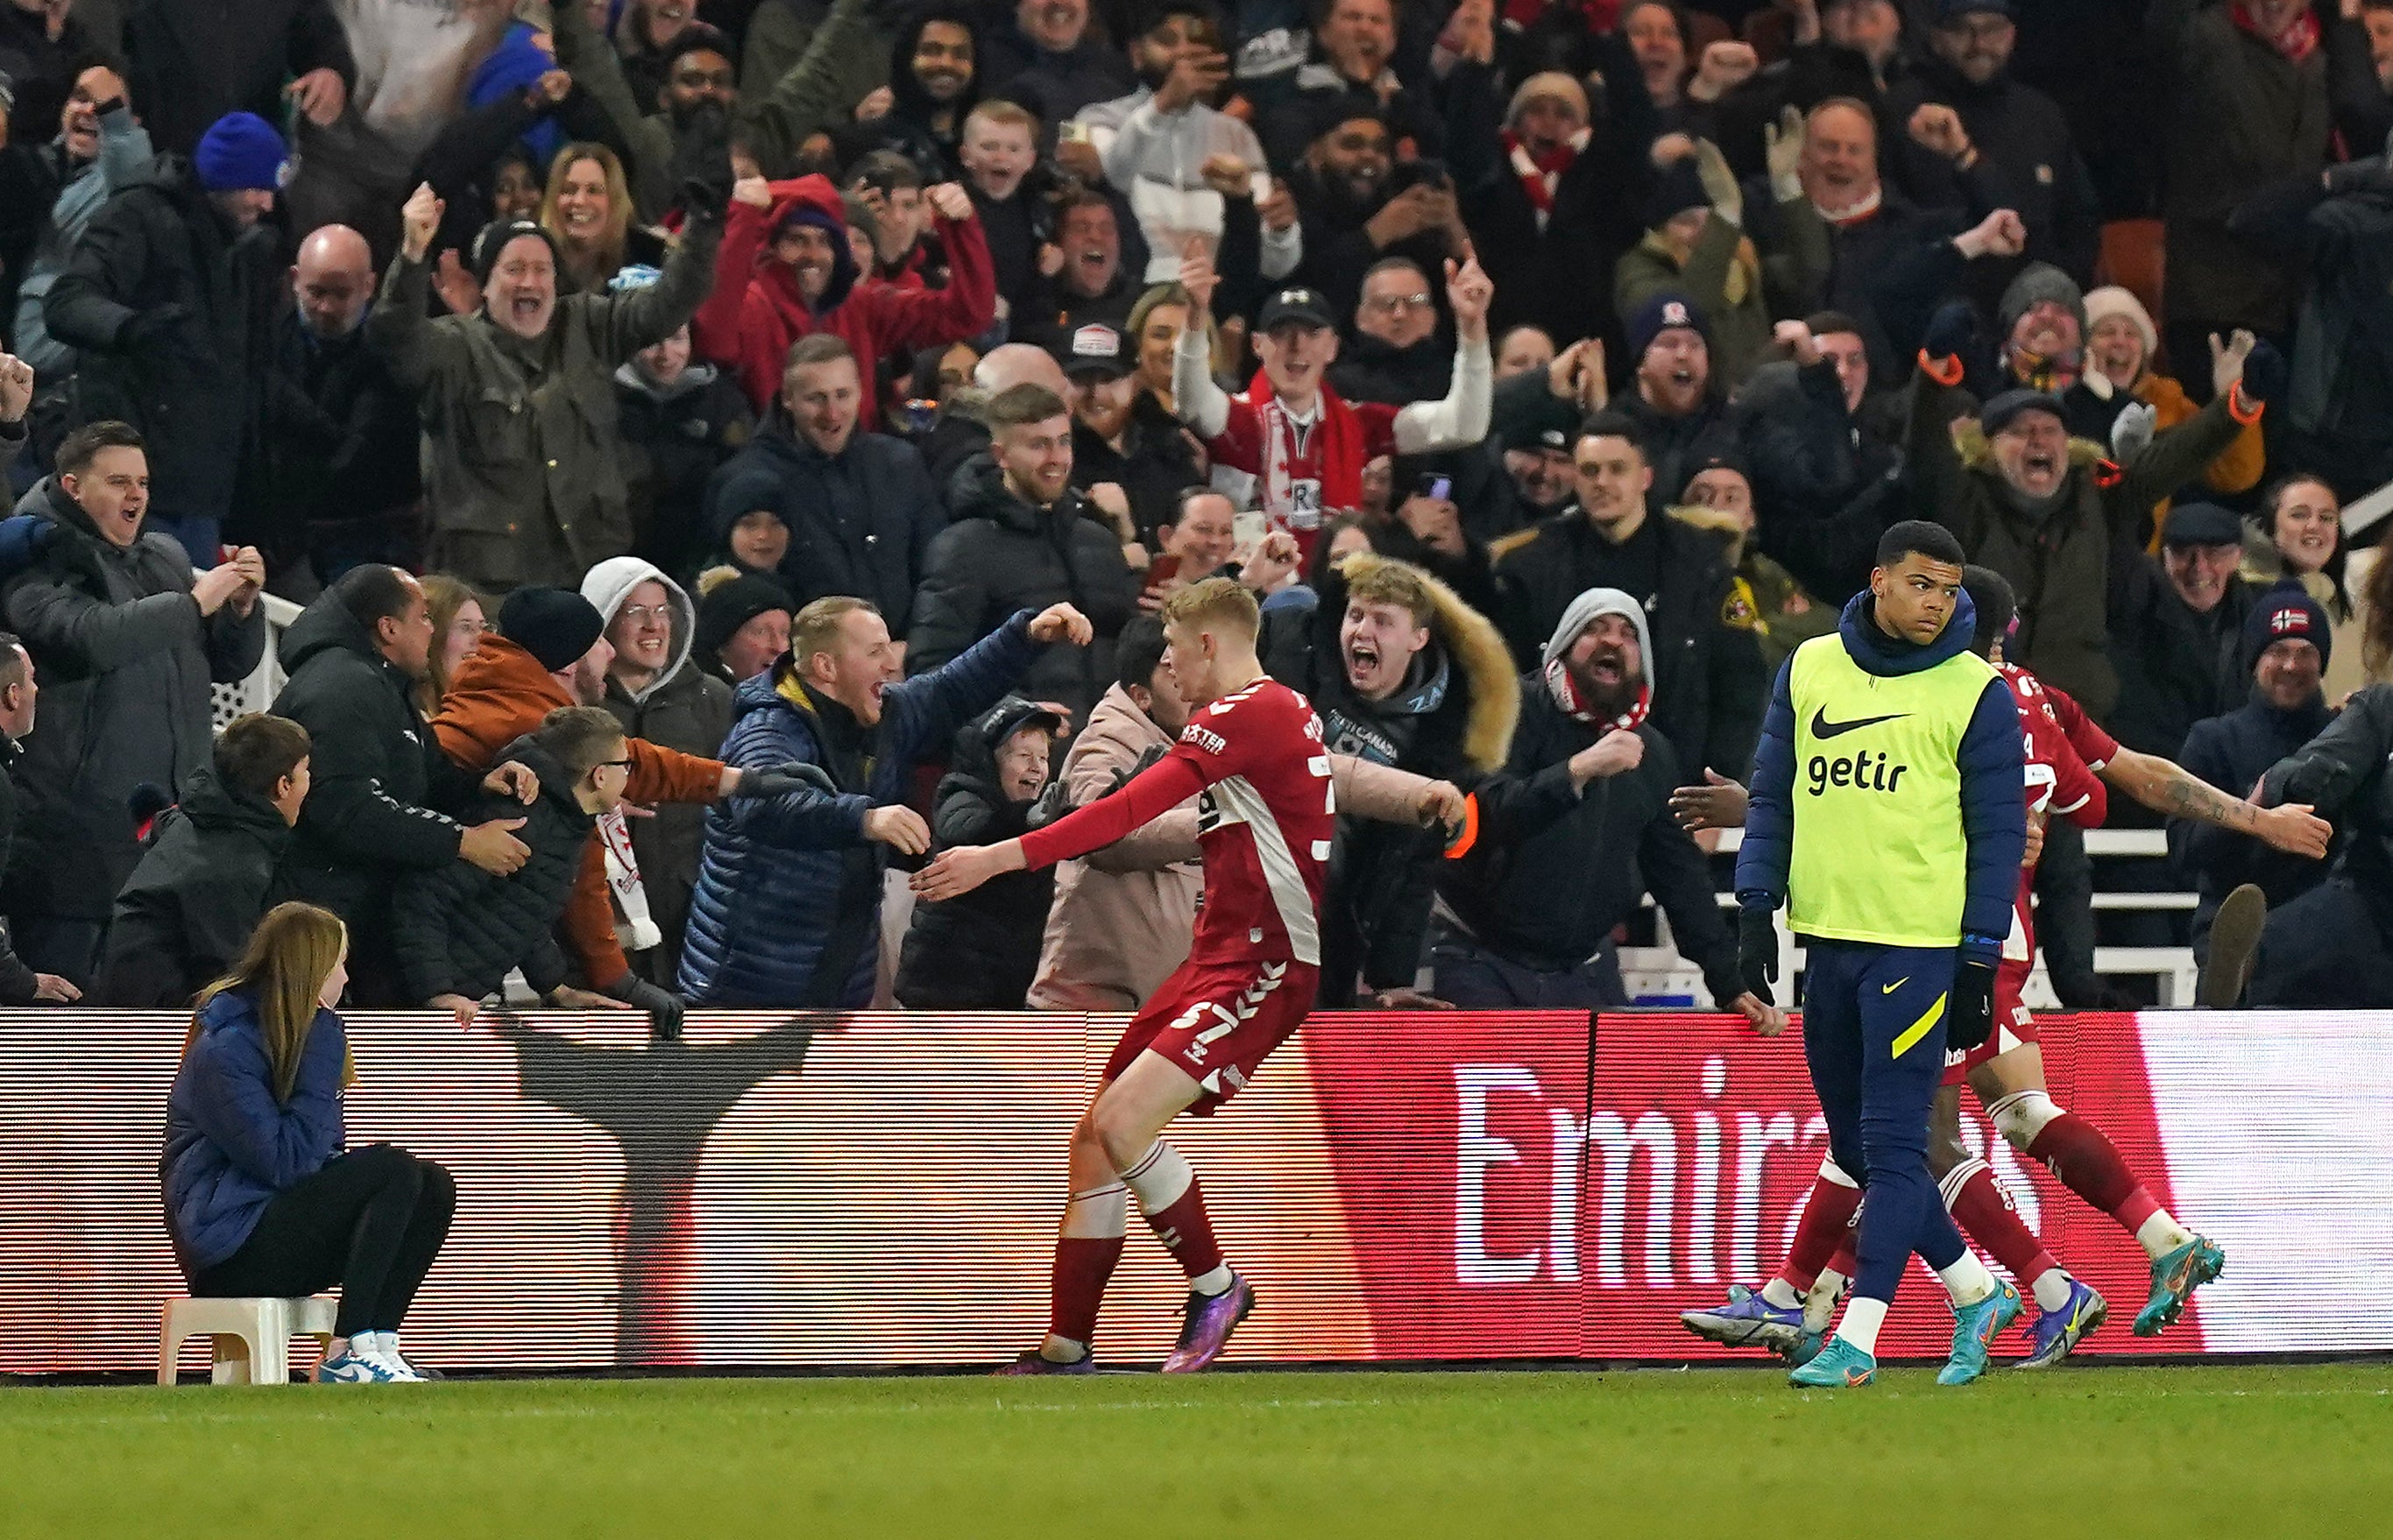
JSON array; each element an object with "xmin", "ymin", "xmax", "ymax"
[{"xmin": 368, "ymin": 178, "xmax": 721, "ymax": 593}]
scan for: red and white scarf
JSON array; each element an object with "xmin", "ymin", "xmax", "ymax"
[
  {"xmin": 2231, "ymin": 2, "xmax": 2319, "ymax": 63},
  {"xmin": 1544, "ymin": 657, "xmax": 1652, "ymax": 733},
  {"xmin": 1503, "ymin": 127, "xmax": 1591, "ymax": 230}
]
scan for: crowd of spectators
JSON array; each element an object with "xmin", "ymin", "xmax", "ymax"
[{"xmin": 3, "ymin": 0, "xmax": 2393, "ymax": 1021}]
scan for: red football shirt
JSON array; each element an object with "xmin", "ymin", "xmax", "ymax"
[
  {"xmin": 2001, "ymin": 663, "xmax": 2110, "ymax": 828},
  {"xmin": 1204, "ymin": 392, "xmax": 1399, "ymax": 562},
  {"xmin": 1017, "ymin": 678, "xmax": 1335, "ymax": 966}
]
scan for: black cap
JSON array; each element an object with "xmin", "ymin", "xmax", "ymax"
[
  {"xmin": 498, "ymin": 587, "xmax": 606, "ymax": 673},
  {"xmin": 1257, "ymin": 286, "xmax": 1336, "ymax": 332},
  {"xmin": 2160, "ymin": 502, "xmax": 2244, "ymax": 548},
  {"xmin": 1939, "ymin": 0, "xmax": 2013, "ymax": 19},
  {"xmin": 1979, "ymin": 388, "xmax": 2065, "ymax": 437},
  {"xmin": 694, "ymin": 569, "xmax": 796, "ymax": 664},
  {"xmin": 978, "ymin": 694, "xmax": 1067, "ymax": 748},
  {"xmin": 1054, "ymin": 321, "xmax": 1131, "ymax": 378}
]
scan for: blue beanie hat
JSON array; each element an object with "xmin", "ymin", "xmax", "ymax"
[
  {"xmin": 468, "ymin": 23, "xmax": 565, "ymax": 169},
  {"xmin": 194, "ymin": 112, "xmax": 290, "ymax": 194},
  {"xmin": 2241, "ymin": 583, "xmax": 2333, "ymax": 677}
]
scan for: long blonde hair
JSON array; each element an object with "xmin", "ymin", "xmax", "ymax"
[
  {"xmin": 540, "ymin": 143, "xmax": 634, "ymax": 287},
  {"xmin": 188, "ymin": 903, "xmax": 349, "ymax": 1105}
]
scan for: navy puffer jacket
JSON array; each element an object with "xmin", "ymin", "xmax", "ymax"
[
  {"xmin": 678, "ymin": 611, "xmax": 1046, "ymax": 1007},
  {"xmin": 160, "ymin": 988, "xmax": 345, "ymax": 1275}
]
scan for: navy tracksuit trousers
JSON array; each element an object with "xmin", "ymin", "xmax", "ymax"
[{"xmin": 1800, "ymin": 938, "xmax": 1966, "ymax": 1303}]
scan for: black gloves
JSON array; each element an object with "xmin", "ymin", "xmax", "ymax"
[
  {"xmin": 602, "ymin": 970, "xmax": 685, "ymax": 1042},
  {"xmin": 1922, "ymin": 300, "xmax": 1975, "ymax": 364},
  {"xmin": 2237, "ymin": 340, "xmax": 2287, "ymax": 410},
  {"xmin": 673, "ymin": 103, "xmax": 734, "ymax": 219},
  {"xmin": 735, "ymin": 762, "xmax": 837, "ymax": 800},
  {"xmin": 1947, "ymin": 959, "xmax": 1996, "ymax": 1053},
  {"xmin": 1737, "ymin": 906, "xmax": 1781, "ymax": 1007}
]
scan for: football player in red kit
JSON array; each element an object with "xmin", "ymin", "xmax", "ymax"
[
  {"xmin": 1680, "ymin": 567, "xmax": 2333, "ymax": 1367},
  {"xmin": 917, "ymin": 577, "xmax": 1461, "ymax": 1373}
]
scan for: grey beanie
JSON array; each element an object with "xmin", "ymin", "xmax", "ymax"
[
  {"xmin": 1543, "ymin": 587, "xmax": 1655, "ymax": 675},
  {"xmin": 1998, "ymin": 260, "xmax": 2086, "ymax": 340}
]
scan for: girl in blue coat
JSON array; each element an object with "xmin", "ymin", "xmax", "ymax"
[{"xmin": 161, "ymin": 902, "xmax": 457, "ymax": 1383}]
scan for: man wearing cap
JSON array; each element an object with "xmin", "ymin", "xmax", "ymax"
[
  {"xmin": 1885, "ymin": 0, "xmax": 2099, "ymax": 288},
  {"xmin": 1467, "ymin": 68, "xmax": 1651, "ymax": 370},
  {"xmin": 2174, "ymin": 587, "xmax": 2334, "ymax": 987},
  {"xmin": 1618, "ymin": 290, "xmax": 1737, "ymax": 512},
  {"xmin": 1908, "ymin": 321, "xmax": 2265, "ymax": 721},
  {"xmin": 1054, "ymin": 319, "xmax": 1199, "ymax": 545},
  {"xmin": 373, "ymin": 169, "xmax": 725, "ymax": 593},
  {"xmin": 2236, "ymin": 669, "xmax": 2393, "ymax": 1008},
  {"xmin": 44, "ymin": 110, "xmax": 294, "ymax": 563},
  {"xmin": 1172, "ymin": 240, "xmax": 1492, "ymax": 566},
  {"xmin": 2108, "ymin": 502, "xmax": 2262, "ymax": 762},
  {"xmin": 1434, "ymin": 587, "xmax": 1761, "ymax": 1019},
  {"xmin": 428, "ymin": 586, "xmax": 823, "ymax": 1026},
  {"xmin": 703, "ymin": 333, "xmax": 945, "ymax": 632}
]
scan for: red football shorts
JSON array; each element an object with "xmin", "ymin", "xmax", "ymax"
[
  {"xmin": 1103, "ymin": 957, "xmax": 1319, "ymax": 1115},
  {"xmin": 1943, "ymin": 953, "xmax": 2038, "ymax": 1085}
]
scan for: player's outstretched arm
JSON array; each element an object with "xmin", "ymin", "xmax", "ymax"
[
  {"xmin": 2103, "ymin": 745, "xmax": 2330, "ymax": 859},
  {"xmin": 913, "ymin": 838, "xmax": 1026, "ymax": 901}
]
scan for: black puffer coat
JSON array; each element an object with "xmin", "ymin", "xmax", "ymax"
[
  {"xmin": 42, "ymin": 157, "xmax": 280, "ymax": 533},
  {"xmin": 269, "ymin": 592, "xmax": 477, "ymax": 935},
  {"xmin": 390, "ymin": 734, "xmax": 595, "ymax": 1005},
  {"xmin": 908, "ymin": 455, "xmax": 1138, "ymax": 721},
  {"xmin": 94, "ymin": 765, "xmax": 293, "ymax": 1007}
]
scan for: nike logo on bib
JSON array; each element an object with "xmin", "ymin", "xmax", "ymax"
[
  {"xmin": 1882, "ymin": 978, "xmax": 1908, "ymax": 994},
  {"xmin": 1811, "ymin": 707, "xmax": 1910, "ymax": 739}
]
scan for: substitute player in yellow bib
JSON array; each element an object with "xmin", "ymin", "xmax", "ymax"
[{"xmin": 1734, "ymin": 520, "xmax": 2028, "ymax": 1388}]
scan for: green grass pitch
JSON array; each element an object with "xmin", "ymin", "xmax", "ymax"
[{"xmin": 5, "ymin": 1364, "xmax": 2388, "ymax": 1537}]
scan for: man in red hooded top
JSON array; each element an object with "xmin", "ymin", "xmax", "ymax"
[
  {"xmin": 1170, "ymin": 244, "xmax": 1493, "ymax": 566},
  {"xmin": 692, "ymin": 173, "xmax": 996, "ymax": 425}
]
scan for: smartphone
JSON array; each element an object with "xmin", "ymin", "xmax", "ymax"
[
  {"xmin": 1146, "ymin": 555, "xmax": 1183, "ymax": 589},
  {"xmin": 1418, "ymin": 474, "xmax": 1452, "ymax": 502}
]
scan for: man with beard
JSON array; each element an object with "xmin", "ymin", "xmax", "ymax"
[
  {"xmin": 832, "ymin": 5, "xmax": 981, "ymax": 179},
  {"xmin": 1434, "ymin": 588, "xmax": 1760, "ymax": 1016},
  {"xmin": 0, "ymin": 60, "xmax": 152, "ymax": 383},
  {"xmin": 1054, "ymin": 323, "xmax": 1199, "ymax": 546},
  {"xmin": 1328, "ymin": 257, "xmax": 1452, "ymax": 406},
  {"xmin": 1886, "ymin": 0, "xmax": 2099, "ymax": 288},
  {"xmin": 1498, "ymin": 425, "xmax": 1575, "ymax": 528},
  {"xmin": 1172, "ymin": 243, "xmax": 1491, "ymax": 567},
  {"xmin": 1285, "ymin": 105, "xmax": 1471, "ymax": 325},
  {"xmin": 374, "ymin": 177, "xmax": 723, "ymax": 592},
  {"xmin": 255, "ymin": 225, "xmax": 425, "ymax": 590},
  {"xmin": 1492, "ymin": 413, "xmax": 1766, "ymax": 781},
  {"xmin": 1259, "ymin": 551, "xmax": 1518, "ymax": 1006},
  {"xmin": 552, "ymin": 3, "xmax": 742, "ymax": 220},
  {"xmin": 1076, "ymin": 3, "xmax": 1301, "ymax": 289},
  {"xmin": 982, "ymin": 0, "xmax": 1135, "ymax": 128},
  {"xmin": 693, "ymin": 172, "xmax": 994, "ymax": 425},
  {"xmin": 1617, "ymin": 292, "xmax": 1734, "ymax": 512}
]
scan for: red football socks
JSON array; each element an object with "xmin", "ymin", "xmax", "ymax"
[
  {"xmin": 1778, "ymin": 1176, "xmax": 1862, "ymax": 1293},
  {"xmin": 2028, "ymin": 1113, "xmax": 2162, "ymax": 1235},
  {"xmin": 1050, "ymin": 1235, "xmax": 1124, "ymax": 1346},
  {"xmin": 1945, "ymin": 1161, "xmax": 2061, "ymax": 1283}
]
